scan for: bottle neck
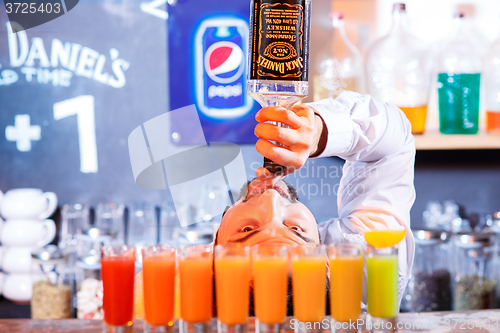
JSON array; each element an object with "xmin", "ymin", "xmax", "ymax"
[
  {"xmin": 390, "ymin": 9, "xmax": 409, "ymax": 35},
  {"xmin": 450, "ymin": 16, "xmax": 466, "ymax": 41}
]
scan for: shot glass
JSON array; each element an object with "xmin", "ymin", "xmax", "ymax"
[
  {"xmin": 291, "ymin": 244, "xmax": 327, "ymax": 333},
  {"xmin": 252, "ymin": 244, "xmax": 289, "ymax": 333},
  {"xmin": 102, "ymin": 245, "xmax": 136, "ymax": 333},
  {"xmin": 179, "ymin": 245, "xmax": 213, "ymax": 333},
  {"xmin": 328, "ymin": 244, "xmax": 363, "ymax": 332},
  {"xmin": 214, "ymin": 244, "xmax": 251, "ymax": 333},
  {"xmin": 367, "ymin": 245, "xmax": 398, "ymax": 333},
  {"xmin": 142, "ymin": 245, "xmax": 176, "ymax": 333}
]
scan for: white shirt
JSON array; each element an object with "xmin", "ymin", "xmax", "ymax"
[{"xmin": 307, "ymin": 91, "xmax": 416, "ymax": 307}]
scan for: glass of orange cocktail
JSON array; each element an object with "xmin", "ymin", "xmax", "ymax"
[
  {"xmin": 252, "ymin": 244, "xmax": 289, "ymax": 333},
  {"xmin": 214, "ymin": 244, "xmax": 251, "ymax": 333},
  {"xmin": 328, "ymin": 244, "xmax": 363, "ymax": 330},
  {"xmin": 102, "ymin": 245, "xmax": 136, "ymax": 333},
  {"xmin": 179, "ymin": 245, "xmax": 213, "ymax": 333},
  {"xmin": 291, "ymin": 244, "xmax": 327, "ymax": 333},
  {"xmin": 142, "ymin": 245, "xmax": 176, "ymax": 333}
]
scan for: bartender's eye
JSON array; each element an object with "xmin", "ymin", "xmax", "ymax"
[
  {"xmin": 287, "ymin": 225, "xmax": 304, "ymax": 232},
  {"xmin": 241, "ymin": 226, "xmax": 254, "ymax": 232}
]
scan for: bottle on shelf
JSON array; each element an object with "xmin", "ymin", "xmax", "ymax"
[
  {"xmin": 365, "ymin": 3, "xmax": 431, "ymax": 134},
  {"xmin": 484, "ymin": 27, "xmax": 500, "ymax": 133},
  {"xmin": 436, "ymin": 13, "xmax": 481, "ymax": 135},
  {"xmin": 313, "ymin": 11, "xmax": 364, "ymax": 101}
]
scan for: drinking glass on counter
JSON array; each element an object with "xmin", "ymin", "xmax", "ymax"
[
  {"xmin": 179, "ymin": 245, "xmax": 213, "ymax": 333},
  {"xmin": 252, "ymin": 244, "xmax": 289, "ymax": 333},
  {"xmin": 291, "ymin": 244, "xmax": 327, "ymax": 333},
  {"xmin": 214, "ymin": 244, "xmax": 251, "ymax": 333},
  {"xmin": 328, "ymin": 244, "xmax": 363, "ymax": 326},
  {"xmin": 96, "ymin": 203, "xmax": 126, "ymax": 244},
  {"xmin": 101, "ymin": 245, "xmax": 136, "ymax": 333},
  {"xmin": 367, "ymin": 245, "xmax": 398, "ymax": 332},
  {"xmin": 142, "ymin": 245, "xmax": 176, "ymax": 333}
]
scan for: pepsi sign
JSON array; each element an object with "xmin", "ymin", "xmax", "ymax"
[{"xmin": 194, "ymin": 18, "xmax": 254, "ymax": 119}]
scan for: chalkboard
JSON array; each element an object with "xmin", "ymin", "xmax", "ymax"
[{"xmin": 0, "ymin": 1, "xmax": 171, "ymax": 205}]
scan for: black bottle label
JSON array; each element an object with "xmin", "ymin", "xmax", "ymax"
[{"xmin": 249, "ymin": 0, "xmax": 310, "ymax": 81}]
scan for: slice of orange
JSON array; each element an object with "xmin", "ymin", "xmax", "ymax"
[
  {"xmin": 133, "ymin": 271, "xmax": 145, "ymax": 319},
  {"xmin": 364, "ymin": 230, "xmax": 406, "ymax": 248}
]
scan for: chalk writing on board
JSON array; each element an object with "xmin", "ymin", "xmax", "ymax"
[{"xmin": 3, "ymin": 21, "xmax": 130, "ymax": 88}]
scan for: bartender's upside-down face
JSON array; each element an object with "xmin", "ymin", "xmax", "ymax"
[{"xmin": 216, "ymin": 169, "xmax": 320, "ymax": 246}]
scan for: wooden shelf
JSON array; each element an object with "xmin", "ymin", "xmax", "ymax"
[{"xmin": 414, "ymin": 132, "xmax": 500, "ymax": 150}]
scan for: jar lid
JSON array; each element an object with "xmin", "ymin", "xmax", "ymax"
[
  {"xmin": 81, "ymin": 227, "xmax": 117, "ymax": 238},
  {"xmin": 31, "ymin": 245, "xmax": 68, "ymax": 264},
  {"xmin": 453, "ymin": 232, "xmax": 496, "ymax": 248},
  {"xmin": 393, "ymin": 3, "xmax": 406, "ymax": 12},
  {"xmin": 413, "ymin": 229, "xmax": 451, "ymax": 244},
  {"xmin": 77, "ymin": 255, "xmax": 101, "ymax": 270}
]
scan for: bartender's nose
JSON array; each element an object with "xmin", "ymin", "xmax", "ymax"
[{"xmin": 255, "ymin": 189, "xmax": 284, "ymax": 224}]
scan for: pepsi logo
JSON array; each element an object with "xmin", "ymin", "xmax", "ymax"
[{"xmin": 204, "ymin": 41, "xmax": 245, "ymax": 84}]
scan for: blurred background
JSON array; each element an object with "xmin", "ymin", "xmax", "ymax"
[{"xmin": 1, "ymin": 0, "xmax": 500, "ymax": 317}]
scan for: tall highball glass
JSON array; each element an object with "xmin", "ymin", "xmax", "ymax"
[
  {"xmin": 252, "ymin": 244, "xmax": 289, "ymax": 333},
  {"xmin": 179, "ymin": 245, "xmax": 213, "ymax": 333},
  {"xmin": 214, "ymin": 244, "xmax": 251, "ymax": 333},
  {"xmin": 291, "ymin": 244, "xmax": 327, "ymax": 333},
  {"xmin": 101, "ymin": 245, "xmax": 136, "ymax": 333},
  {"xmin": 142, "ymin": 245, "xmax": 176, "ymax": 333},
  {"xmin": 367, "ymin": 245, "xmax": 398, "ymax": 333}
]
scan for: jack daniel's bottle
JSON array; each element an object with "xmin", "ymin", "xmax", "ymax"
[{"xmin": 247, "ymin": 0, "xmax": 311, "ymax": 174}]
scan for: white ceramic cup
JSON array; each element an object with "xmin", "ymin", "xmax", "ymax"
[
  {"xmin": 2, "ymin": 247, "xmax": 44, "ymax": 274},
  {"xmin": 0, "ymin": 188, "xmax": 58, "ymax": 220},
  {"xmin": 2, "ymin": 273, "xmax": 44, "ymax": 303},
  {"xmin": 0, "ymin": 219, "xmax": 56, "ymax": 248}
]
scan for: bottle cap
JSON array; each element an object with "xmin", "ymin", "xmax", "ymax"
[
  {"xmin": 329, "ymin": 11, "xmax": 343, "ymax": 20},
  {"xmin": 393, "ymin": 3, "xmax": 406, "ymax": 12}
]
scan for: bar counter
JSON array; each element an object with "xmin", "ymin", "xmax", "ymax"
[{"xmin": 1, "ymin": 310, "xmax": 500, "ymax": 333}]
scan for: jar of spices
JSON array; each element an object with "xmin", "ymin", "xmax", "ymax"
[
  {"xmin": 31, "ymin": 245, "xmax": 72, "ymax": 319},
  {"xmin": 452, "ymin": 232, "xmax": 498, "ymax": 310},
  {"xmin": 75, "ymin": 255, "xmax": 103, "ymax": 319},
  {"xmin": 406, "ymin": 229, "xmax": 452, "ymax": 312}
]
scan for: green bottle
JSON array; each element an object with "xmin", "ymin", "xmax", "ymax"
[{"xmin": 437, "ymin": 13, "xmax": 481, "ymax": 134}]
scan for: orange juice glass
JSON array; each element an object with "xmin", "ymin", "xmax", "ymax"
[
  {"xmin": 142, "ymin": 245, "xmax": 176, "ymax": 333},
  {"xmin": 179, "ymin": 245, "xmax": 213, "ymax": 333},
  {"xmin": 102, "ymin": 245, "xmax": 136, "ymax": 333},
  {"xmin": 252, "ymin": 244, "xmax": 289, "ymax": 333},
  {"xmin": 292, "ymin": 244, "xmax": 326, "ymax": 331},
  {"xmin": 214, "ymin": 245, "xmax": 250, "ymax": 333},
  {"xmin": 328, "ymin": 244, "xmax": 363, "ymax": 323}
]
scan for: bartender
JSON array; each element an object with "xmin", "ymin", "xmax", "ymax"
[{"xmin": 215, "ymin": 90, "xmax": 416, "ymax": 305}]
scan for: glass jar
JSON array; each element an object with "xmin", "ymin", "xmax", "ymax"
[
  {"xmin": 452, "ymin": 232, "xmax": 497, "ymax": 310},
  {"xmin": 406, "ymin": 229, "xmax": 452, "ymax": 312},
  {"xmin": 75, "ymin": 255, "xmax": 103, "ymax": 319},
  {"xmin": 31, "ymin": 245, "xmax": 72, "ymax": 319}
]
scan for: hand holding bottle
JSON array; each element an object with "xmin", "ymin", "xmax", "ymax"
[{"xmin": 254, "ymin": 104, "xmax": 323, "ymax": 175}]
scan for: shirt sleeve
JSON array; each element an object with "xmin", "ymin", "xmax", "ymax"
[{"xmin": 306, "ymin": 91, "xmax": 416, "ymax": 307}]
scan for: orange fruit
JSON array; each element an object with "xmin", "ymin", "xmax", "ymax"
[
  {"xmin": 134, "ymin": 271, "xmax": 145, "ymax": 319},
  {"xmin": 364, "ymin": 230, "xmax": 406, "ymax": 248}
]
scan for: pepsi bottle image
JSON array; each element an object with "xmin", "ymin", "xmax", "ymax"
[
  {"xmin": 194, "ymin": 18, "xmax": 254, "ymax": 119},
  {"xmin": 246, "ymin": 0, "xmax": 312, "ymax": 173}
]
